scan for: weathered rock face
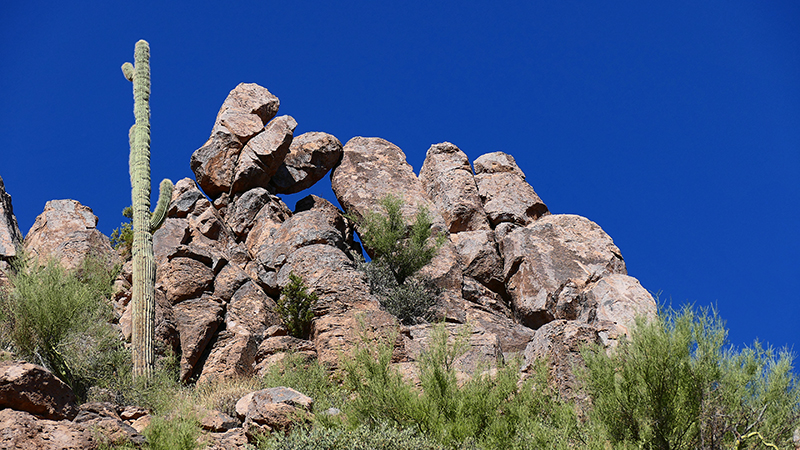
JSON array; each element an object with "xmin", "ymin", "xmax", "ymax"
[
  {"xmin": 419, "ymin": 142, "xmax": 490, "ymax": 233},
  {"xmin": 580, "ymin": 274, "xmax": 657, "ymax": 348},
  {"xmin": 24, "ymin": 200, "xmax": 117, "ymax": 271},
  {"xmin": 473, "ymin": 151, "xmax": 549, "ymax": 227},
  {"xmin": 230, "ymin": 115, "xmax": 297, "ymax": 195},
  {"xmin": 270, "ymin": 132, "xmax": 344, "ymax": 194},
  {"xmin": 236, "ymin": 387, "xmax": 313, "ymax": 440},
  {"xmin": 0, "ymin": 175, "xmax": 23, "ymax": 262},
  {"xmin": 500, "ymin": 214, "xmax": 628, "ymax": 329},
  {"xmin": 0, "ymin": 361, "xmax": 78, "ymax": 421}
]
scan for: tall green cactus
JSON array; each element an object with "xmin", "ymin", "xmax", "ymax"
[{"xmin": 122, "ymin": 40, "xmax": 174, "ymax": 380}]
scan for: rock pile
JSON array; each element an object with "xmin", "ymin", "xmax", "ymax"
[{"xmin": 0, "ymin": 81, "xmax": 658, "ymax": 445}]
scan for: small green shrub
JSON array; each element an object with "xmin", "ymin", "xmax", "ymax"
[
  {"xmin": 276, "ymin": 273, "xmax": 318, "ymax": 339},
  {"xmin": 582, "ymin": 304, "xmax": 800, "ymax": 450},
  {"xmin": 110, "ymin": 206, "xmax": 134, "ymax": 260},
  {"xmin": 144, "ymin": 415, "xmax": 201, "ymax": 450},
  {"xmin": 351, "ymin": 194, "xmax": 444, "ymax": 324}
]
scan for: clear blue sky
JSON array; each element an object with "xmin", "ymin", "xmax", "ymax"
[{"xmin": 2, "ymin": 2, "xmax": 798, "ymax": 356}]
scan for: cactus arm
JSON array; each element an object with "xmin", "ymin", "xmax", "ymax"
[
  {"xmin": 121, "ymin": 62, "xmax": 134, "ymax": 82},
  {"xmin": 150, "ymin": 178, "xmax": 174, "ymax": 232}
]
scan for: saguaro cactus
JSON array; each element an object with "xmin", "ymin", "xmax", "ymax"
[{"xmin": 122, "ymin": 40, "xmax": 174, "ymax": 380}]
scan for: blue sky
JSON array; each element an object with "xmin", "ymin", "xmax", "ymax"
[{"xmin": 2, "ymin": 1, "xmax": 798, "ymax": 355}]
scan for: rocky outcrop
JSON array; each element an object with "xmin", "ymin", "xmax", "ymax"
[
  {"xmin": 23, "ymin": 200, "xmax": 117, "ymax": 271},
  {"xmin": 0, "ymin": 176, "xmax": 22, "ymax": 285},
  {"xmin": 0, "ymin": 361, "xmax": 78, "ymax": 421}
]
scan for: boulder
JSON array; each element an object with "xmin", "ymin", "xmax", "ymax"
[
  {"xmin": 400, "ymin": 323, "xmax": 504, "ymax": 378},
  {"xmin": 581, "ymin": 274, "xmax": 657, "ymax": 347},
  {"xmin": 473, "ymin": 152, "xmax": 549, "ymax": 226},
  {"xmin": 236, "ymin": 387, "xmax": 313, "ymax": 439},
  {"xmin": 0, "ymin": 361, "xmax": 78, "ymax": 421},
  {"xmin": 173, "ymin": 296, "xmax": 225, "ymax": 382},
  {"xmin": 243, "ymin": 195, "xmax": 293, "ymax": 257},
  {"xmin": 523, "ymin": 319, "xmax": 601, "ymax": 403},
  {"xmin": 191, "ymin": 83, "xmax": 280, "ymax": 198},
  {"xmin": 0, "ymin": 175, "xmax": 22, "ymax": 261},
  {"xmin": 23, "ymin": 200, "xmax": 117, "ymax": 271},
  {"xmin": 0, "ymin": 409, "xmax": 91, "ymax": 450},
  {"xmin": 224, "ymin": 188, "xmax": 273, "ymax": 240},
  {"xmin": 500, "ymin": 214, "xmax": 627, "ymax": 329},
  {"xmin": 157, "ymin": 257, "xmax": 215, "ymax": 304},
  {"xmin": 212, "ymin": 83, "xmax": 280, "ymax": 141},
  {"xmin": 419, "ymin": 142, "xmax": 490, "ymax": 233},
  {"xmin": 230, "ymin": 115, "xmax": 297, "ymax": 195},
  {"xmin": 212, "ymin": 262, "xmax": 251, "ymax": 302},
  {"xmin": 167, "ymin": 178, "xmax": 206, "ymax": 219},
  {"xmin": 450, "ymin": 230, "xmax": 504, "ymax": 293},
  {"xmin": 197, "ymin": 330, "xmax": 258, "ymax": 384},
  {"xmin": 226, "ymin": 280, "xmax": 281, "ymax": 339},
  {"xmin": 270, "ymin": 132, "xmax": 344, "ymax": 194}
]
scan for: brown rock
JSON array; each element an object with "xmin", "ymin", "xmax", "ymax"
[
  {"xmin": 523, "ymin": 319, "xmax": 601, "ymax": 402},
  {"xmin": 157, "ymin": 257, "xmax": 215, "ymax": 304},
  {"xmin": 197, "ymin": 331, "xmax": 258, "ymax": 384},
  {"xmin": 312, "ymin": 306, "xmax": 398, "ymax": 368},
  {"xmin": 225, "ymin": 188, "xmax": 273, "ymax": 240},
  {"xmin": 582, "ymin": 274, "xmax": 657, "ymax": 347},
  {"xmin": 237, "ymin": 387, "xmax": 313, "ymax": 439},
  {"xmin": 244, "ymin": 196, "xmax": 293, "ymax": 257},
  {"xmin": 153, "ymin": 218, "xmax": 190, "ymax": 264},
  {"xmin": 212, "ymin": 83, "xmax": 280, "ymax": 142},
  {"xmin": 0, "ymin": 409, "xmax": 91, "ymax": 450},
  {"xmin": 230, "ymin": 115, "xmax": 297, "ymax": 195},
  {"xmin": 0, "ymin": 361, "xmax": 78, "ymax": 420},
  {"xmin": 419, "ymin": 142, "xmax": 490, "ymax": 232},
  {"xmin": 450, "ymin": 230, "xmax": 504, "ymax": 293},
  {"xmin": 213, "ymin": 262, "xmax": 251, "ymax": 303},
  {"xmin": 199, "ymin": 408, "xmax": 239, "ymax": 432},
  {"xmin": 23, "ymin": 200, "xmax": 117, "ymax": 271},
  {"xmin": 500, "ymin": 214, "xmax": 627, "ymax": 329},
  {"xmin": 270, "ymin": 132, "xmax": 344, "ymax": 194},
  {"xmin": 227, "ymin": 281, "xmax": 281, "ymax": 339},
  {"xmin": 167, "ymin": 178, "xmax": 206, "ymax": 219},
  {"xmin": 173, "ymin": 296, "xmax": 225, "ymax": 382},
  {"xmin": 0, "ymin": 175, "xmax": 23, "ymax": 261},
  {"xmin": 191, "ymin": 131, "xmax": 244, "ymax": 199},
  {"xmin": 473, "ymin": 152, "xmax": 549, "ymax": 226},
  {"xmin": 400, "ymin": 323, "xmax": 503, "ymax": 377}
]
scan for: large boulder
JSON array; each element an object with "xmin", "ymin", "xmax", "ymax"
[
  {"xmin": 270, "ymin": 132, "xmax": 344, "ymax": 194},
  {"xmin": 419, "ymin": 142, "xmax": 490, "ymax": 233},
  {"xmin": 580, "ymin": 274, "xmax": 657, "ymax": 347},
  {"xmin": 173, "ymin": 296, "xmax": 225, "ymax": 382},
  {"xmin": 230, "ymin": 115, "xmax": 297, "ymax": 195},
  {"xmin": 500, "ymin": 214, "xmax": 627, "ymax": 329},
  {"xmin": 191, "ymin": 83, "xmax": 280, "ymax": 199},
  {"xmin": 0, "ymin": 361, "xmax": 78, "ymax": 421},
  {"xmin": 473, "ymin": 152, "xmax": 549, "ymax": 227},
  {"xmin": 236, "ymin": 387, "xmax": 313, "ymax": 439},
  {"xmin": 23, "ymin": 200, "xmax": 117, "ymax": 271}
]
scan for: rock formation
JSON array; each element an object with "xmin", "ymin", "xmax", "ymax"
[{"xmin": 0, "ymin": 81, "xmax": 660, "ymax": 446}]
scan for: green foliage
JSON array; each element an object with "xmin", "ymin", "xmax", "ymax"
[
  {"xmin": 260, "ymin": 352, "xmax": 344, "ymax": 418},
  {"xmin": 355, "ymin": 194, "xmax": 444, "ymax": 285},
  {"xmin": 352, "ymin": 194, "xmax": 445, "ymax": 324},
  {"xmin": 341, "ymin": 323, "xmax": 582, "ymax": 449},
  {"xmin": 581, "ymin": 304, "xmax": 800, "ymax": 450},
  {"xmin": 0, "ymin": 254, "xmax": 127, "ymax": 400},
  {"xmin": 110, "ymin": 206, "xmax": 134, "ymax": 260},
  {"xmin": 277, "ymin": 273, "xmax": 318, "ymax": 339},
  {"xmin": 256, "ymin": 422, "xmax": 446, "ymax": 450},
  {"xmin": 143, "ymin": 415, "xmax": 201, "ymax": 450}
]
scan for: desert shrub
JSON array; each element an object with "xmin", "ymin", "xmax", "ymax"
[
  {"xmin": 143, "ymin": 414, "xmax": 201, "ymax": 450},
  {"xmin": 351, "ymin": 194, "xmax": 444, "ymax": 324},
  {"xmin": 0, "ymin": 254, "xmax": 127, "ymax": 399},
  {"xmin": 255, "ymin": 422, "xmax": 446, "ymax": 450},
  {"xmin": 110, "ymin": 206, "xmax": 134, "ymax": 260},
  {"xmin": 261, "ymin": 352, "xmax": 344, "ymax": 417},
  {"xmin": 276, "ymin": 273, "xmax": 317, "ymax": 339},
  {"xmin": 582, "ymin": 304, "xmax": 800, "ymax": 450},
  {"xmin": 341, "ymin": 323, "xmax": 582, "ymax": 449}
]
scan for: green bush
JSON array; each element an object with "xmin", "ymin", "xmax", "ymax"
[
  {"xmin": 582, "ymin": 304, "xmax": 800, "ymax": 450},
  {"xmin": 276, "ymin": 273, "xmax": 318, "ymax": 339},
  {"xmin": 341, "ymin": 324, "xmax": 582, "ymax": 449},
  {"xmin": 351, "ymin": 194, "xmax": 444, "ymax": 324},
  {"xmin": 110, "ymin": 206, "xmax": 134, "ymax": 260},
  {"xmin": 256, "ymin": 422, "xmax": 446, "ymax": 450},
  {"xmin": 0, "ymin": 254, "xmax": 127, "ymax": 400},
  {"xmin": 143, "ymin": 415, "xmax": 201, "ymax": 450}
]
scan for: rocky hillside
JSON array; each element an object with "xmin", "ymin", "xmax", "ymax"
[{"xmin": 0, "ymin": 82, "xmax": 658, "ymax": 446}]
